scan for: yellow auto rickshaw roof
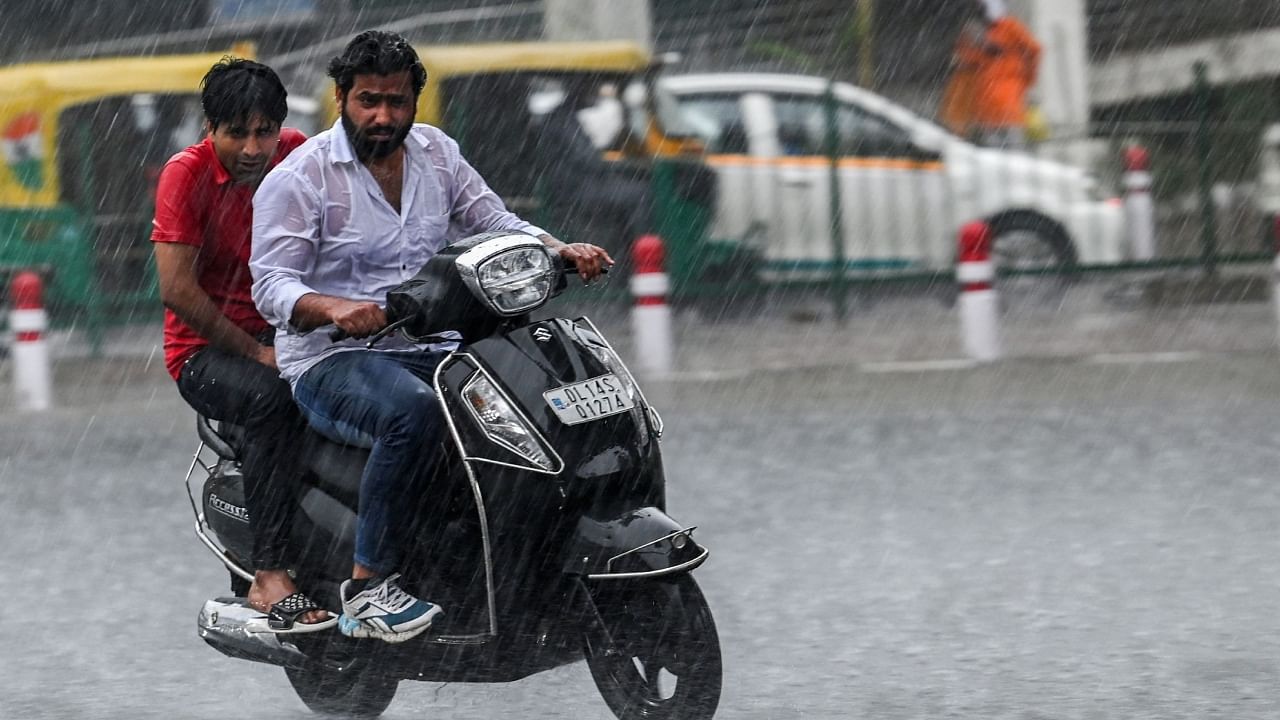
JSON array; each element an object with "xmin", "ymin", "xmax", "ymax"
[
  {"xmin": 414, "ymin": 40, "xmax": 651, "ymax": 77},
  {"xmin": 320, "ymin": 40, "xmax": 652, "ymax": 127},
  {"xmin": 0, "ymin": 49, "xmax": 250, "ymax": 98},
  {"xmin": 0, "ymin": 48, "xmax": 250, "ymax": 209}
]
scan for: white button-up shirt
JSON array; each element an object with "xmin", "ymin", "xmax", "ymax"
[{"xmin": 250, "ymin": 121, "xmax": 546, "ymax": 385}]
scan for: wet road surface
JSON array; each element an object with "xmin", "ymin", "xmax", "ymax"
[{"xmin": 2, "ymin": 348, "xmax": 1279, "ymax": 718}]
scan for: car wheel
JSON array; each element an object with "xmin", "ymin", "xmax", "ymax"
[{"xmin": 988, "ymin": 211, "xmax": 1077, "ymax": 306}]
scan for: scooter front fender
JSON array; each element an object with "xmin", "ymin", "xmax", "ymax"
[{"xmin": 562, "ymin": 506, "xmax": 708, "ymax": 581}]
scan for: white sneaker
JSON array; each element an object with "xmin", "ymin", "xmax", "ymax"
[{"xmin": 338, "ymin": 573, "xmax": 443, "ymax": 643}]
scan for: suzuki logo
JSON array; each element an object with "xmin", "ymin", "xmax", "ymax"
[{"xmin": 533, "ymin": 328, "xmax": 553, "ymax": 342}]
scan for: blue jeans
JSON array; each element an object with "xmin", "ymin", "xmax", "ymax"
[{"xmin": 293, "ymin": 350, "xmax": 448, "ymax": 574}]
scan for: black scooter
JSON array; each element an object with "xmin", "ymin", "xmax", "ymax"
[{"xmin": 186, "ymin": 232, "xmax": 721, "ymax": 719}]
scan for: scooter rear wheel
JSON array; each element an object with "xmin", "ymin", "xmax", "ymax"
[
  {"xmin": 284, "ymin": 663, "xmax": 398, "ymax": 718},
  {"xmin": 583, "ymin": 575, "xmax": 722, "ymax": 720}
]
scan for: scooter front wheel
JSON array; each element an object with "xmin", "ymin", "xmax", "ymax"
[
  {"xmin": 284, "ymin": 663, "xmax": 398, "ymax": 718},
  {"xmin": 583, "ymin": 575, "xmax": 722, "ymax": 720}
]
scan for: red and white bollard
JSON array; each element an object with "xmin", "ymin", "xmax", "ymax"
[
  {"xmin": 9, "ymin": 270, "xmax": 52, "ymax": 410},
  {"xmin": 956, "ymin": 221, "xmax": 1001, "ymax": 361},
  {"xmin": 629, "ymin": 235, "xmax": 673, "ymax": 377},
  {"xmin": 1124, "ymin": 144, "xmax": 1157, "ymax": 261}
]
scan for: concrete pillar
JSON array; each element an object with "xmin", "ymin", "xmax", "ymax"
[
  {"xmin": 543, "ymin": 0, "xmax": 651, "ymax": 50},
  {"xmin": 1009, "ymin": 0, "xmax": 1093, "ymax": 167}
]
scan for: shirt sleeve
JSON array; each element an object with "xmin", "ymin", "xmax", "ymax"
[
  {"xmin": 439, "ymin": 133, "xmax": 545, "ymax": 238},
  {"xmin": 250, "ymin": 166, "xmax": 323, "ymax": 332},
  {"xmin": 150, "ymin": 158, "xmax": 203, "ymax": 246}
]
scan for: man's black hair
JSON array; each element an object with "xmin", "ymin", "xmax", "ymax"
[
  {"xmin": 327, "ymin": 30, "xmax": 427, "ymax": 96},
  {"xmin": 201, "ymin": 58, "xmax": 288, "ymax": 130}
]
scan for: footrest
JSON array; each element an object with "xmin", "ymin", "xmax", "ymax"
[{"xmin": 197, "ymin": 597, "xmax": 311, "ymax": 668}]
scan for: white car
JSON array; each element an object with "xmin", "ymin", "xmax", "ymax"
[
  {"xmin": 1257, "ymin": 124, "xmax": 1280, "ymax": 225},
  {"xmin": 656, "ymin": 73, "xmax": 1127, "ymax": 278}
]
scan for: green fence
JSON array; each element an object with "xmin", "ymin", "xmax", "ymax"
[{"xmin": 1091, "ymin": 61, "xmax": 1278, "ymax": 272}]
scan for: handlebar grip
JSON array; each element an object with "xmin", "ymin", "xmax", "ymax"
[{"xmin": 330, "ymin": 317, "xmax": 409, "ymax": 348}]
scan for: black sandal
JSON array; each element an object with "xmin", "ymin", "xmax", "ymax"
[{"xmin": 249, "ymin": 592, "xmax": 338, "ymax": 634}]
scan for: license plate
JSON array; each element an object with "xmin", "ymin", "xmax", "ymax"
[{"xmin": 543, "ymin": 374, "xmax": 635, "ymax": 425}]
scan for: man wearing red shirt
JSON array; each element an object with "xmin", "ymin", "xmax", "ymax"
[{"xmin": 151, "ymin": 58, "xmax": 331, "ymax": 632}]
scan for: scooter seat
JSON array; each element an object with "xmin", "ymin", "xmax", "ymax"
[
  {"xmin": 302, "ymin": 429, "xmax": 369, "ymax": 501},
  {"xmin": 196, "ymin": 414, "xmax": 244, "ymax": 461}
]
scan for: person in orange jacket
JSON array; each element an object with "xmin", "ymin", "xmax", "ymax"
[{"xmin": 939, "ymin": 0, "xmax": 1041, "ymax": 149}]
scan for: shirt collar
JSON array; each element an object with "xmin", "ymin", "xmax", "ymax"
[
  {"xmin": 328, "ymin": 119, "xmax": 356, "ymax": 164},
  {"xmin": 405, "ymin": 124, "xmax": 429, "ymax": 152},
  {"xmin": 204, "ymin": 137, "xmax": 234, "ymax": 185}
]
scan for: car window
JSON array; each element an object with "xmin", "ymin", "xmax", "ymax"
[
  {"xmin": 524, "ymin": 77, "xmax": 627, "ymax": 149},
  {"xmin": 771, "ymin": 95, "xmax": 826, "ymax": 155},
  {"xmin": 837, "ymin": 102, "xmax": 916, "ymax": 158},
  {"xmin": 58, "ymin": 92, "xmax": 201, "ymax": 212},
  {"xmin": 771, "ymin": 93, "xmax": 916, "ymax": 158},
  {"xmin": 668, "ymin": 93, "xmax": 749, "ymax": 154}
]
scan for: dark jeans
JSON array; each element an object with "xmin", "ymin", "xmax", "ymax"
[
  {"xmin": 177, "ymin": 346, "xmax": 307, "ymax": 570},
  {"xmin": 292, "ymin": 350, "xmax": 448, "ymax": 575}
]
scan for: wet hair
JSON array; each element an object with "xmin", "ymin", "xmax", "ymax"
[
  {"xmin": 200, "ymin": 58, "xmax": 288, "ymax": 131},
  {"xmin": 327, "ymin": 30, "xmax": 427, "ymax": 97}
]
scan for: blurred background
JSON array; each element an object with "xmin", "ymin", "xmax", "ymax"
[{"xmin": 2, "ymin": 0, "xmax": 1280, "ymax": 338}]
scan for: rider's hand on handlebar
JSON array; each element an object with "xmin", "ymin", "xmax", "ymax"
[
  {"xmin": 330, "ymin": 300, "xmax": 387, "ymax": 340},
  {"xmin": 557, "ymin": 243, "xmax": 614, "ymax": 282},
  {"xmin": 252, "ymin": 344, "xmax": 278, "ymax": 370}
]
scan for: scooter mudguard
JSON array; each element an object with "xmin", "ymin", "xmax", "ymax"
[{"xmin": 563, "ymin": 506, "xmax": 708, "ymax": 580}]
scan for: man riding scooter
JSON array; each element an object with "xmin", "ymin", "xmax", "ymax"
[{"xmin": 250, "ymin": 30, "xmax": 612, "ymax": 643}]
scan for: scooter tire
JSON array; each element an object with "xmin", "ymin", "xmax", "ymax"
[
  {"xmin": 284, "ymin": 664, "xmax": 398, "ymax": 718},
  {"xmin": 583, "ymin": 575, "xmax": 722, "ymax": 720}
]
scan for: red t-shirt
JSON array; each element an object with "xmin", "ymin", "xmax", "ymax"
[{"xmin": 151, "ymin": 128, "xmax": 306, "ymax": 380}]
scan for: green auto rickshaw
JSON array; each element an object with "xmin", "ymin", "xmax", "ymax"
[{"xmin": 0, "ymin": 47, "xmax": 253, "ymax": 323}]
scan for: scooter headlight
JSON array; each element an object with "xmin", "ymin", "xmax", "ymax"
[
  {"xmin": 456, "ymin": 236, "xmax": 557, "ymax": 316},
  {"xmin": 462, "ymin": 372, "xmax": 556, "ymax": 471}
]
